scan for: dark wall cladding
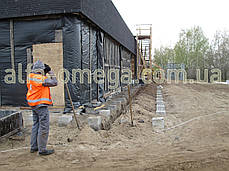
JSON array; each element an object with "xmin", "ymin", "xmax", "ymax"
[
  {"xmin": 103, "ymin": 34, "xmax": 129, "ymax": 92},
  {"xmin": 14, "ymin": 19, "xmax": 63, "ymax": 46},
  {"xmin": 0, "ymin": 18, "xmax": 63, "ymax": 106},
  {"xmin": 0, "ymin": 0, "xmax": 81, "ymax": 19},
  {"xmin": 64, "ymin": 18, "xmax": 105, "ymax": 109},
  {"xmin": 62, "ymin": 16, "xmax": 82, "ymax": 108},
  {"xmin": 121, "ymin": 47, "xmax": 132, "ymax": 87},
  {"xmin": 122, "ymin": 49, "xmax": 131, "ymax": 69},
  {"xmin": 90, "ymin": 28, "xmax": 98, "ymax": 100},
  {"xmin": 81, "ymin": 0, "xmax": 136, "ymax": 54},
  {"xmin": 0, "ymin": 15, "xmax": 133, "ymax": 107},
  {"xmin": 81, "ymin": 23, "xmax": 90, "ymax": 104},
  {"xmin": 0, "ymin": 48, "xmax": 11, "ymax": 106},
  {"xmin": 97, "ymin": 31, "xmax": 105, "ymax": 102},
  {"xmin": 0, "ymin": 21, "xmax": 10, "ymax": 47},
  {"xmin": 0, "ymin": 46, "xmax": 28, "ymax": 106},
  {"xmin": 0, "ymin": 0, "xmax": 136, "ymax": 55}
]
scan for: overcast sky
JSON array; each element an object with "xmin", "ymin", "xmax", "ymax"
[{"xmin": 112, "ymin": 0, "xmax": 229, "ymax": 49}]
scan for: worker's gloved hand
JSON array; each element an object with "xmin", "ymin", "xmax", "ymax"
[{"xmin": 44, "ymin": 64, "xmax": 51, "ymax": 74}]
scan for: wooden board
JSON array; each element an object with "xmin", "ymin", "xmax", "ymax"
[{"xmin": 33, "ymin": 43, "xmax": 65, "ymax": 106}]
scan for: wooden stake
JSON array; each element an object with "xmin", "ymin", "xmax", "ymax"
[
  {"xmin": 128, "ymin": 85, "xmax": 134, "ymax": 126},
  {"xmin": 65, "ymin": 83, "xmax": 81, "ymax": 130}
]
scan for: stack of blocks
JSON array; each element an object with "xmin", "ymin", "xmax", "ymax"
[
  {"xmin": 156, "ymin": 86, "xmax": 166, "ymax": 115},
  {"xmin": 152, "ymin": 85, "xmax": 166, "ymax": 130}
]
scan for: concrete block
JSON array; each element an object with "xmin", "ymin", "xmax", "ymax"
[
  {"xmin": 108, "ymin": 103, "xmax": 121, "ymax": 115},
  {"xmin": 108, "ymin": 105, "xmax": 120, "ymax": 121},
  {"xmin": 156, "ymin": 98, "xmax": 164, "ymax": 102},
  {"xmin": 88, "ymin": 116, "xmax": 102, "ymax": 131},
  {"xmin": 152, "ymin": 117, "xmax": 165, "ymax": 129},
  {"xmin": 27, "ymin": 114, "xmax": 34, "ymax": 122},
  {"xmin": 116, "ymin": 98, "xmax": 128, "ymax": 113},
  {"xmin": 156, "ymin": 101, "xmax": 164, "ymax": 105},
  {"xmin": 227, "ymin": 80, "xmax": 229, "ymax": 84},
  {"xmin": 157, "ymin": 90, "xmax": 162, "ymax": 94},
  {"xmin": 157, "ymin": 95, "xmax": 163, "ymax": 99},
  {"xmin": 120, "ymin": 118, "xmax": 129, "ymax": 124},
  {"xmin": 85, "ymin": 107, "xmax": 99, "ymax": 115},
  {"xmin": 108, "ymin": 105, "xmax": 118, "ymax": 114},
  {"xmin": 116, "ymin": 98, "xmax": 127, "ymax": 106},
  {"xmin": 99, "ymin": 110, "xmax": 111, "ymax": 119},
  {"xmin": 156, "ymin": 105, "xmax": 165, "ymax": 112},
  {"xmin": 157, "ymin": 104, "xmax": 165, "ymax": 108},
  {"xmin": 58, "ymin": 115, "xmax": 73, "ymax": 127},
  {"xmin": 117, "ymin": 100, "xmax": 125, "ymax": 111},
  {"xmin": 156, "ymin": 97, "xmax": 163, "ymax": 101},
  {"xmin": 112, "ymin": 100, "xmax": 122, "ymax": 110},
  {"xmin": 157, "ymin": 92, "xmax": 162, "ymax": 96},
  {"xmin": 156, "ymin": 109, "xmax": 166, "ymax": 115},
  {"xmin": 157, "ymin": 85, "xmax": 163, "ymax": 89}
]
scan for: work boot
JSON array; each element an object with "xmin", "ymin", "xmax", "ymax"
[
  {"xmin": 39, "ymin": 149, "xmax": 55, "ymax": 156},
  {"xmin": 30, "ymin": 148, "xmax": 38, "ymax": 153}
]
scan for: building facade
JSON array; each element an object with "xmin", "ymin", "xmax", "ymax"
[{"xmin": 0, "ymin": 0, "xmax": 137, "ymax": 106}]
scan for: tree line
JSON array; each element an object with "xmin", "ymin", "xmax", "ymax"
[{"xmin": 154, "ymin": 26, "xmax": 229, "ymax": 81}]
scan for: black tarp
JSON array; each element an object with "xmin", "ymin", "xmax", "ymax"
[
  {"xmin": 0, "ymin": 21, "xmax": 10, "ymax": 47},
  {"xmin": 64, "ymin": 19, "xmax": 105, "ymax": 111},
  {"xmin": 0, "ymin": 15, "xmax": 132, "ymax": 107},
  {"xmin": 81, "ymin": 0, "xmax": 136, "ymax": 54},
  {"xmin": 0, "ymin": 0, "xmax": 136, "ymax": 55},
  {"xmin": 14, "ymin": 19, "xmax": 62, "ymax": 46},
  {"xmin": 97, "ymin": 31, "xmax": 105, "ymax": 102},
  {"xmin": 90, "ymin": 28, "xmax": 98, "ymax": 101},
  {"xmin": 103, "ymin": 35, "xmax": 123, "ymax": 92},
  {"xmin": 121, "ymin": 47, "xmax": 132, "ymax": 87},
  {"xmin": 81, "ymin": 23, "xmax": 90, "ymax": 104},
  {"xmin": 103, "ymin": 37, "xmax": 109, "ymax": 93},
  {"xmin": 0, "ymin": 21, "xmax": 10, "ymax": 105},
  {"xmin": 0, "ymin": 46, "xmax": 28, "ymax": 106},
  {"xmin": 0, "ymin": 18, "xmax": 62, "ymax": 106},
  {"xmin": 0, "ymin": 22, "xmax": 28, "ymax": 106},
  {"xmin": 63, "ymin": 16, "xmax": 82, "ymax": 111},
  {"xmin": 0, "ymin": 47, "xmax": 11, "ymax": 106}
]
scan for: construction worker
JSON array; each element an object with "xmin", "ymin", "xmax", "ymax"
[{"xmin": 27, "ymin": 60, "xmax": 58, "ymax": 155}]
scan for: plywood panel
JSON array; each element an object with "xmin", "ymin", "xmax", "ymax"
[{"xmin": 33, "ymin": 43, "xmax": 64, "ymax": 106}]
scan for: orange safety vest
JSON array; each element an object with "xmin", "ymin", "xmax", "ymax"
[{"xmin": 26, "ymin": 73, "xmax": 53, "ymax": 107}]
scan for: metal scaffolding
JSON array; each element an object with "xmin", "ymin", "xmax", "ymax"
[{"xmin": 135, "ymin": 24, "xmax": 153, "ymax": 79}]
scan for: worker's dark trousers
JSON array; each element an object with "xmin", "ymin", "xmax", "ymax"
[{"xmin": 30, "ymin": 106, "xmax": 49, "ymax": 153}]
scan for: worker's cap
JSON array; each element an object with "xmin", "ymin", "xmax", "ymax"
[{"xmin": 32, "ymin": 60, "xmax": 45, "ymax": 70}]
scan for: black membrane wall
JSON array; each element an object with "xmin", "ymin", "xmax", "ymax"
[
  {"xmin": 0, "ymin": 15, "xmax": 134, "ymax": 107},
  {"xmin": 0, "ymin": 0, "xmax": 136, "ymax": 55},
  {"xmin": 0, "ymin": 18, "xmax": 63, "ymax": 106}
]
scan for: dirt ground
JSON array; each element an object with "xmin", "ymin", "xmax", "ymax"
[{"xmin": 0, "ymin": 83, "xmax": 229, "ymax": 171}]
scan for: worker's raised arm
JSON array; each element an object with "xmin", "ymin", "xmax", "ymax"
[{"xmin": 43, "ymin": 71, "xmax": 58, "ymax": 87}]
